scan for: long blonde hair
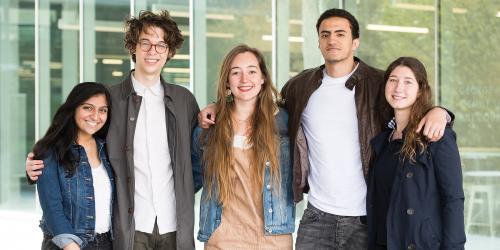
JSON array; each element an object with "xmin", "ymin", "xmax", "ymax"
[
  {"xmin": 201, "ymin": 44, "xmax": 280, "ymax": 205},
  {"xmin": 384, "ymin": 57, "xmax": 433, "ymax": 162}
]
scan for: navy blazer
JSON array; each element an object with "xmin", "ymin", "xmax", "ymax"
[{"xmin": 367, "ymin": 127, "xmax": 466, "ymax": 250}]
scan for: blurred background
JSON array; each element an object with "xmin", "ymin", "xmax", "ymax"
[{"xmin": 0, "ymin": 0, "xmax": 499, "ymax": 249}]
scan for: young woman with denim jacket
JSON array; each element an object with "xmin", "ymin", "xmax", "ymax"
[
  {"xmin": 34, "ymin": 82, "xmax": 115, "ymax": 250},
  {"xmin": 366, "ymin": 57, "xmax": 465, "ymax": 250},
  {"xmin": 191, "ymin": 44, "xmax": 295, "ymax": 249}
]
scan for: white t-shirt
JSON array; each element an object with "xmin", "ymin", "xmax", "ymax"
[
  {"xmin": 301, "ymin": 66, "xmax": 367, "ymax": 216},
  {"xmin": 91, "ymin": 162, "xmax": 112, "ymax": 233}
]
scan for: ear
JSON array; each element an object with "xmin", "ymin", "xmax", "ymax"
[
  {"xmin": 352, "ymin": 38, "xmax": 360, "ymax": 51},
  {"xmin": 260, "ymin": 79, "xmax": 264, "ymax": 85}
]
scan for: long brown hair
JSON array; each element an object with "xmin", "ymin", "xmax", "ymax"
[
  {"xmin": 384, "ymin": 57, "xmax": 433, "ymax": 162},
  {"xmin": 201, "ymin": 44, "xmax": 280, "ymax": 205}
]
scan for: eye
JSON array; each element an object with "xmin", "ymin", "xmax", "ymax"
[
  {"xmin": 157, "ymin": 43, "xmax": 168, "ymax": 49},
  {"xmin": 321, "ymin": 33, "xmax": 328, "ymax": 38},
  {"xmin": 249, "ymin": 70, "xmax": 257, "ymax": 74},
  {"xmin": 99, "ymin": 108, "xmax": 108, "ymax": 114},
  {"xmin": 230, "ymin": 71, "xmax": 240, "ymax": 76},
  {"xmin": 82, "ymin": 105, "xmax": 93, "ymax": 111},
  {"xmin": 337, "ymin": 33, "xmax": 345, "ymax": 37}
]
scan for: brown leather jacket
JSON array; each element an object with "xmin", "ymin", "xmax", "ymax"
[{"xmin": 280, "ymin": 57, "xmax": 392, "ymax": 202}]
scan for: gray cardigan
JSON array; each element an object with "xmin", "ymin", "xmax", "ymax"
[{"xmin": 107, "ymin": 71, "xmax": 199, "ymax": 250}]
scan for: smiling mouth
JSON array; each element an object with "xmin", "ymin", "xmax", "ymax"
[
  {"xmin": 145, "ymin": 58, "xmax": 160, "ymax": 63},
  {"xmin": 392, "ymin": 95, "xmax": 406, "ymax": 100},
  {"xmin": 85, "ymin": 120, "xmax": 99, "ymax": 127},
  {"xmin": 237, "ymin": 86, "xmax": 254, "ymax": 92}
]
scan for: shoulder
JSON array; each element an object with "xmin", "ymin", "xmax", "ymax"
[
  {"xmin": 370, "ymin": 129, "xmax": 392, "ymax": 155},
  {"xmin": 429, "ymin": 127, "xmax": 457, "ymax": 150},
  {"xmin": 357, "ymin": 59, "xmax": 384, "ymax": 76},
  {"xmin": 285, "ymin": 66, "xmax": 322, "ymax": 86},
  {"xmin": 164, "ymin": 83, "xmax": 197, "ymax": 103}
]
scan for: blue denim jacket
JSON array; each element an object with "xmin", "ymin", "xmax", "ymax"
[
  {"xmin": 37, "ymin": 138, "xmax": 115, "ymax": 248},
  {"xmin": 191, "ymin": 108, "xmax": 295, "ymax": 242}
]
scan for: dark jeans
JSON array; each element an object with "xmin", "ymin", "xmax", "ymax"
[
  {"xmin": 296, "ymin": 202, "xmax": 368, "ymax": 250},
  {"xmin": 134, "ymin": 219, "xmax": 176, "ymax": 250},
  {"xmin": 41, "ymin": 232, "xmax": 112, "ymax": 250}
]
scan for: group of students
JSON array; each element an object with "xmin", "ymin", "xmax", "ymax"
[{"xmin": 25, "ymin": 8, "xmax": 465, "ymax": 250}]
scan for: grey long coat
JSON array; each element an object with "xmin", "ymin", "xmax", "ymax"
[{"xmin": 107, "ymin": 71, "xmax": 199, "ymax": 250}]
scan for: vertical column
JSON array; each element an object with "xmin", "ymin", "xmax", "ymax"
[
  {"xmin": 39, "ymin": 0, "xmax": 51, "ymax": 135},
  {"xmin": 301, "ymin": 0, "xmax": 323, "ymax": 69},
  {"xmin": 82, "ymin": 0, "xmax": 96, "ymax": 81},
  {"xmin": 61, "ymin": 1, "xmax": 79, "ymax": 99},
  {"xmin": 275, "ymin": 0, "xmax": 290, "ymax": 90},
  {"xmin": 0, "ymin": 0, "xmax": 27, "ymax": 203},
  {"xmin": 191, "ymin": 0, "xmax": 207, "ymax": 107}
]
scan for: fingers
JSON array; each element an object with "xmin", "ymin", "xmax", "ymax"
[
  {"xmin": 26, "ymin": 152, "xmax": 44, "ymax": 181},
  {"xmin": 416, "ymin": 117, "xmax": 426, "ymax": 133}
]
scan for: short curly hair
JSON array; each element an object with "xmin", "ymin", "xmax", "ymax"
[{"xmin": 124, "ymin": 10, "xmax": 184, "ymax": 62}]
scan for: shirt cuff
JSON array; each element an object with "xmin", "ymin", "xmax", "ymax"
[{"xmin": 51, "ymin": 234, "xmax": 83, "ymax": 249}]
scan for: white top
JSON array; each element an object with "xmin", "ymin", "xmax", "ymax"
[
  {"xmin": 91, "ymin": 162, "xmax": 112, "ymax": 233},
  {"xmin": 132, "ymin": 74, "xmax": 177, "ymax": 234},
  {"xmin": 301, "ymin": 65, "xmax": 367, "ymax": 216}
]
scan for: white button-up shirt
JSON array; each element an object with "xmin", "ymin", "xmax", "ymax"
[{"xmin": 132, "ymin": 74, "xmax": 176, "ymax": 234}]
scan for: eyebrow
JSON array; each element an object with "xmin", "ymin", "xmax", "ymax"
[
  {"xmin": 230, "ymin": 65, "xmax": 258, "ymax": 70},
  {"xmin": 82, "ymin": 103, "xmax": 108, "ymax": 108},
  {"xmin": 320, "ymin": 29, "xmax": 347, "ymax": 34},
  {"xmin": 389, "ymin": 75, "xmax": 416, "ymax": 80}
]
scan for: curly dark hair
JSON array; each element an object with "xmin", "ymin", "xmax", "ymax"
[{"xmin": 124, "ymin": 10, "xmax": 184, "ymax": 62}]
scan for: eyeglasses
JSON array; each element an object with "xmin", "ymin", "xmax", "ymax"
[{"xmin": 138, "ymin": 40, "xmax": 168, "ymax": 54}]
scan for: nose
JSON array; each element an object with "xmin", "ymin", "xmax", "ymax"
[
  {"xmin": 91, "ymin": 109, "xmax": 99, "ymax": 120},
  {"xmin": 241, "ymin": 72, "xmax": 249, "ymax": 83},
  {"xmin": 395, "ymin": 81, "xmax": 404, "ymax": 92}
]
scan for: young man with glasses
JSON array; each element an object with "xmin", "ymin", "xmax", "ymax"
[{"xmin": 27, "ymin": 10, "xmax": 199, "ymax": 250}]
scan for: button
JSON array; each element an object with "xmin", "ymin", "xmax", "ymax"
[
  {"xmin": 87, "ymin": 215, "xmax": 94, "ymax": 219},
  {"xmin": 86, "ymin": 196, "xmax": 94, "ymax": 200},
  {"xmin": 267, "ymin": 229, "xmax": 272, "ymax": 233},
  {"xmin": 406, "ymin": 172, "xmax": 413, "ymax": 178},
  {"xmin": 124, "ymin": 146, "xmax": 130, "ymax": 151},
  {"xmin": 265, "ymin": 161, "xmax": 270, "ymax": 167},
  {"xmin": 127, "ymin": 177, "xmax": 131, "ymax": 183},
  {"xmin": 407, "ymin": 208, "xmax": 414, "ymax": 215},
  {"xmin": 407, "ymin": 243, "xmax": 415, "ymax": 249},
  {"xmin": 128, "ymin": 207, "xmax": 133, "ymax": 214},
  {"xmin": 84, "ymin": 177, "xmax": 91, "ymax": 181},
  {"xmin": 266, "ymin": 184, "xmax": 271, "ymax": 190},
  {"xmin": 129, "ymin": 117, "xmax": 136, "ymax": 121},
  {"xmin": 268, "ymin": 208, "xmax": 273, "ymax": 213}
]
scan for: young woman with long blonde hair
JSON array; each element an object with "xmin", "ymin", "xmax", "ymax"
[{"xmin": 192, "ymin": 44, "xmax": 294, "ymax": 249}]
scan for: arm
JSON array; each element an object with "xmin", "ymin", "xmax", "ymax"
[
  {"xmin": 37, "ymin": 152, "xmax": 83, "ymax": 249},
  {"xmin": 191, "ymin": 127, "xmax": 204, "ymax": 193},
  {"xmin": 197, "ymin": 103, "xmax": 216, "ymax": 129},
  {"xmin": 432, "ymin": 129, "xmax": 466, "ymax": 249},
  {"xmin": 416, "ymin": 107, "xmax": 454, "ymax": 142},
  {"xmin": 26, "ymin": 152, "xmax": 44, "ymax": 184}
]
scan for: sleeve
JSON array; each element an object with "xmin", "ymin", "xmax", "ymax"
[
  {"xmin": 36, "ymin": 151, "xmax": 83, "ymax": 248},
  {"xmin": 191, "ymin": 127, "xmax": 204, "ymax": 193},
  {"xmin": 431, "ymin": 129, "xmax": 466, "ymax": 249}
]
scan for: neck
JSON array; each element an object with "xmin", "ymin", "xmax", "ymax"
[
  {"xmin": 76, "ymin": 133, "xmax": 94, "ymax": 148},
  {"xmin": 324, "ymin": 56, "xmax": 356, "ymax": 78},
  {"xmin": 133, "ymin": 71, "xmax": 161, "ymax": 87},
  {"xmin": 232, "ymin": 100, "xmax": 256, "ymax": 122},
  {"xmin": 394, "ymin": 109, "xmax": 410, "ymax": 133}
]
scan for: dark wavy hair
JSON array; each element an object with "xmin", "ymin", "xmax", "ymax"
[
  {"xmin": 316, "ymin": 8, "xmax": 360, "ymax": 39},
  {"xmin": 124, "ymin": 10, "xmax": 184, "ymax": 62},
  {"xmin": 384, "ymin": 57, "xmax": 433, "ymax": 162},
  {"xmin": 32, "ymin": 82, "xmax": 111, "ymax": 176}
]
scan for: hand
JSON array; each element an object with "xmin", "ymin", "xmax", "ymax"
[
  {"xmin": 63, "ymin": 242, "xmax": 80, "ymax": 250},
  {"xmin": 416, "ymin": 107, "xmax": 447, "ymax": 142},
  {"xmin": 26, "ymin": 152, "xmax": 44, "ymax": 181},
  {"xmin": 197, "ymin": 103, "xmax": 216, "ymax": 129}
]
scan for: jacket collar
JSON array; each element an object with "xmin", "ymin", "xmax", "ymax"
[
  {"xmin": 71, "ymin": 137, "xmax": 106, "ymax": 151},
  {"xmin": 120, "ymin": 70, "xmax": 174, "ymax": 101},
  {"xmin": 313, "ymin": 57, "xmax": 369, "ymax": 90},
  {"xmin": 345, "ymin": 57, "xmax": 369, "ymax": 90}
]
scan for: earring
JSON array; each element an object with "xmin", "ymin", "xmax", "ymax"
[
  {"xmin": 225, "ymin": 88, "xmax": 233, "ymax": 103},
  {"xmin": 261, "ymin": 79, "xmax": 264, "ymax": 84}
]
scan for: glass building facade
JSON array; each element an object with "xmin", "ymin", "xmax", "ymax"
[{"xmin": 0, "ymin": 0, "xmax": 499, "ymax": 248}]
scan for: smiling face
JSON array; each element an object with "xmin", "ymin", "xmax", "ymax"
[
  {"xmin": 227, "ymin": 52, "xmax": 264, "ymax": 105},
  {"xmin": 385, "ymin": 65, "xmax": 420, "ymax": 113},
  {"xmin": 318, "ymin": 17, "xmax": 359, "ymax": 64},
  {"xmin": 74, "ymin": 94, "xmax": 108, "ymax": 140},
  {"xmin": 134, "ymin": 26, "xmax": 169, "ymax": 79}
]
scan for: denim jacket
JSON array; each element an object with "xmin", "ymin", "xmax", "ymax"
[
  {"xmin": 37, "ymin": 137, "xmax": 115, "ymax": 248},
  {"xmin": 191, "ymin": 108, "xmax": 295, "ymax": 242}
]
